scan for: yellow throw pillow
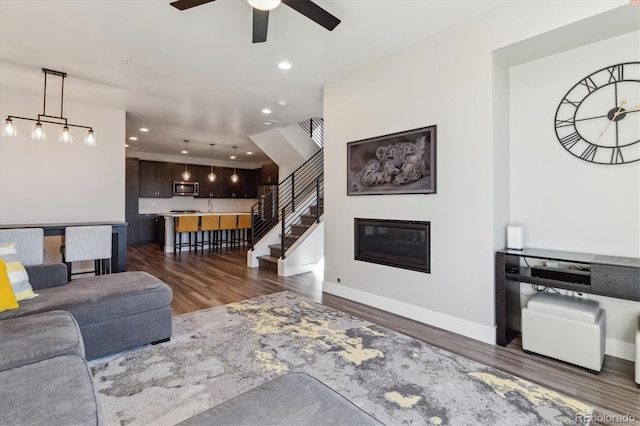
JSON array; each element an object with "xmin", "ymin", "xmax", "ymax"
[
  {"xmin": 0, "ymin": 243, "xmax": 37, "ymax": 301},
  {"xmin": 0, "ymin": 257, "xmax": 19, "ymax": 312}
]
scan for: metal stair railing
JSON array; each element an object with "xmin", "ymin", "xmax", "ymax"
[
  {"xmin": 298, "ymin": 117, "xmax": 324, "ymax": 148},
  {"xmin": 280, "ymin": 174, "xmax": 324, "ymax": 259},
  {"xmin": 250, "ymin": 148, "xmax": 324, "ymax": 251}
]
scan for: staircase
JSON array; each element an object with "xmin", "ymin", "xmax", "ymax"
[
  {"xmin": 258, "ymin": 197, "xmax": 323, "ymax": 271},
  {"xmin": 249, "ymin": 146, "xmax": 324, "ymax": 274}
]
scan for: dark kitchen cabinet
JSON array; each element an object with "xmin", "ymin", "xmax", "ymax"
[
  {"xmin": 261, "ymin": 162, "xmax": 279, "ymax": 185},
  {"xmin": 139, "ymin": 160, "xmax": 175, "ymax": 198},
  {"xmin": 195, "ymin": 164, "xmax": 223, "ymax": 198},
  {"xmin": 125, "ymin": 158, "xmax": 140, "ymax": 244},
  {"xmin": 138, "ymin": 214, "xmax": 159, "ymax": 244}
]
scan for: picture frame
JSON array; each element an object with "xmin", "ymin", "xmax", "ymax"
[{"xmin": 347, "ymin": 125, "xmax": 437, "ymax": 196}]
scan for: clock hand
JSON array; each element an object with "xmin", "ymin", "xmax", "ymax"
[
  {"xmin": 598, "ymin": 100, "xmax": 627, "ymax": 142},
  {"xmin": 613, "ymin": 104, "xmax": 640, "ymax": 117}
]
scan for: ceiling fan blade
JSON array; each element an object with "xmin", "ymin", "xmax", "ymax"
[
  {"xmin": 282, "ymin": 0, "xmax": 340, "ymax": 31},
  {"xmin": 252, "ymin": 8, "xmax": 269, "ymax": 43},
  {"xmin": 170, "ymin": 0, "xmax": 216, "ymax": 11}
]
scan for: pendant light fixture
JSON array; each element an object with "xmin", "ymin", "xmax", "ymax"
[
  {"xmin": 1, "ymin": 68, "xmax": 96, "ymax": 146},
  {"xmin": 230, "ymin": 146, "xmax": 239, "ymax": 183},
  {"xmin": 181, "ymin": 140, "xmax": 191, "ymax": 181},
  {"xmin": 208, "ymin": 143, "xmax": 217, "ymax": 182}
]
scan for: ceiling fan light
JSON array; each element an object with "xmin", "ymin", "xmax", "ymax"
[
  {"xmin": 59, "ymin": 125, "xmax": 73, "ymax": 144},
  {"xmin": 31, "ymin": 122, "xmax": 46, "ymax": 141},
  {"xmin": 247, "ymin": 0, "xmax": 280, "ymax": 11},
  {"xmin": 2, "ymin": 117, "xmax": 17, "ymax": 137}
]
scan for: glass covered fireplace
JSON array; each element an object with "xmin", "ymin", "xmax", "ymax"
[{"xmin": 354, "ymin": 218, "xmax": 430, "ymax": 273}]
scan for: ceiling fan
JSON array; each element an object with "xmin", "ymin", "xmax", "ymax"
[{"xmin": 170, "ymin": 0, "xmax": 341, "ymax": 43}]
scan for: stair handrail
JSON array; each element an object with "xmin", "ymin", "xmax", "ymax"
[
  {"xmin": 249, "ymin": 148, "xmax": 323, "ymax": 250},
  {"xmin": 280, "ymin": 174, "xmax": 323, "ymax": 259}
]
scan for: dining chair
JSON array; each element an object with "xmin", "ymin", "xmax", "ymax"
[{"xmin": 62, "ymin": 225, "xmax": 112, "ymax": 281}]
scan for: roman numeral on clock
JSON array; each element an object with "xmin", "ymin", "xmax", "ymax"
[
  {"xmin": 607, "ymin": 65, "xmax": 624, "ymax": 83},
  {"xmin": 610, "ymin": 147, "xmax": 624, "ymax": 164},
  {"xmin": 560, "ymin": 132, "xmax": 581, "ymax": 149},
  {"xmin": 555, "ymin": 117, "xmax": 575, "ymax": 128},
  {"xmin": 579, "ymin": 77, "xmax": 599, "ymax": 93},
  {"xmin": 580, "ymin": 144, "xmax": 597, "ymax": 161}
]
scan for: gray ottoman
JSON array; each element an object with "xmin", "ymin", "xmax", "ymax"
[{"xmin": 180, "ymin": 372, "xmax": 382, "ymax": 425}]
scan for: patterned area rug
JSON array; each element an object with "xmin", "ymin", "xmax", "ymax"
[{"xmin": 90, "ymin": 291, "xmax": 592, "ymax": 425}]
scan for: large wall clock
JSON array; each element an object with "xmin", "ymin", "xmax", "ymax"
[{"xmin": 554, "ymin": 61, "xmax": 640, "ymax": 165}]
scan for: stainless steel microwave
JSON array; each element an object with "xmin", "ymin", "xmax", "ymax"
[{"xmin": 173, "ymin": 181, "xmax": 199, "ymax": 196}]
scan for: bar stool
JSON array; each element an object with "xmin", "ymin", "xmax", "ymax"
[
  {"xmin": 174, "ymin": 216, "xmax": 199, "ymax": 254},
  {"xmin": 199, "ymin": 215, "xmax": 221, "ymax": 251},
  {"xmin": 61, "ymin": 225, "xmax": 112, "ymax": 281},
  {"xmin": 219, "ymin": 214, "xmax": 238, "ymax": 250},
  {"xmin": 236, "ymin": 214, "xmax": 252, "ymax": 246}
]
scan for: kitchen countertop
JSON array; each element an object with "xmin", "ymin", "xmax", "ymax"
[{"xmin": 157, "ymin": 212, "xmax": 252, "ymax": 217}]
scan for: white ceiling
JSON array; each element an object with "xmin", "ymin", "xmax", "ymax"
[{"xmin": 0, "ymin": 0, "xmax": 507, "ymax": 164}]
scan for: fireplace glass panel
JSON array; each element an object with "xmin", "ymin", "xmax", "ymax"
[{"xmin": 355, "ymin": 219, "xmax": 430, "ymax": 273}]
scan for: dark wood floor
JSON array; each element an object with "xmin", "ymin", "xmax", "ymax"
[{"xmin": 128, "ymin": 244, "xmax": 639, "ymax": 425}]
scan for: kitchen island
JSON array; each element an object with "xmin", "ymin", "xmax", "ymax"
[{"xmin": 159, "ymin": 212, "xmax": 252, "ymax": 253}]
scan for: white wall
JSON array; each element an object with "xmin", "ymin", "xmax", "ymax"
[
  {"xmin": 323, "ymin": 1, "xmax": 631, "ymax": 346},
  {"xmin": 509, "ymin": 32, "xmax": 640, "ymax": 354},
  {"xmin": 0, "ymin": 85, "xmax": 125, "ymax": 224}
]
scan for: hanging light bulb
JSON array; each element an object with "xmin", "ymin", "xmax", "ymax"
[
  {"xmin": 31, "ymin": 121, "xmax": 46, "ymax": 140},
  {"xmin": 181, "ymin": 140, "xmax": 191, "ymax": 181},
  {"xmin": 59, "ymin": 125, "xmax": 73, "ymax": 143},
  {"xmin": 208, "ymin": 143, "xmax": 217, "ymax": 182},
  {"xmin": 247, "ymin": 0, "xmax": 281, "ymax": 11},
  {"xmin": 1, "ymin": 117, "xmax": 17, "ymax": 137},
  {"xmin": 230, "ymin": 146, "xmax": 239, "ymax": 183},
  {"xmin": 84, "ymin": 129, "xmax": 97, "ymax": 146}
]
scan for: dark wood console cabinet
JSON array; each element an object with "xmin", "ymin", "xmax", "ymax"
[{"xmin": 495, "ymin": 248, "xmax": 639, "ymax": 347}]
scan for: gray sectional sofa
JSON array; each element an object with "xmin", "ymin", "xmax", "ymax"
[
  {"xmin": 0, "ymin": 263, "xmax": 173, "ymax": 359},
  {"xmin": 0, "ymin": 310, "xmax": 104, "ymax": 425},
  {"xmin": 0, "ymin": 227, "xmax": 173, "ymax": 424}
]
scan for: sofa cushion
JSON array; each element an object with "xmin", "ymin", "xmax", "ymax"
[
  {"xmin": 0, "ymin": 354, "xmax": 103, "ymax": 426},
  {"xmin": 0, "ymin": 310, "xmax": 84, "ymax": 372},
  {"xmin": 0, "ymin": 258, "xmax": 19, "ymax": 312},
  {"xmin": 179, "ymin": 372, "xmax": 382, "ymax": 426},
  {"xmin": 0, "ymin": 271, "xmax": 172, "ymax": 324},
  {"xmin": 0, "ymin": 243, "xmax": 36, "ymax": 301}
]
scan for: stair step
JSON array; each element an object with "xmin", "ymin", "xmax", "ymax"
[
  {"xmin": 309, "ymin": 205, "xmax": 324, "ymax": 215},
  {"xmin": 257, "ymin": 255, "xmax": 278, "ymax": 272},
  {"xmin": 300, "ymin": 214, "xmax": 318, "ymax": 225},
  {"xmin": 268, "ymin": 244, "xmax": 284, "ymax": 258},
  {"xmin": 291, "ymin": 223, "xmax": 310, "ymax": 236}
]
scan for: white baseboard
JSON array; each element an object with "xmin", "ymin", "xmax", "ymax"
[
  {"xmin": 323, "ymin": 281, "xmax": 496, "ymax": 345},
  {"xmin": 323, "ymin": 282, "xmax": 636, "ymax": 362},
  {"xmin": 605, "ymin": 337, "xmax": 635, "ymax": 361}
]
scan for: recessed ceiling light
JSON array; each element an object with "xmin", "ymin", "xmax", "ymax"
[
  {"xmin": 264, "ymin": 121, "xmax": 273, "ymax": 125},
  {"xmin": 261, "ymin": 108, "xmax": 272, "ymax": 114},
  {"xmin": 246, "ymin": 151, "xmax": 253, "ymax": 155},
  {"xmin": 181, "ymin": 150, "xmax": 188, "ymax": 154},
  {"xmin": 230, "ymin": 155, "xmax": 237, "ymax": 159},
  {"xmin": 278, "ymin": 61, "xmax": 292, "ymax": 70},
  {"xmin": 139, "ymin": 127, "xmax": 149, "ymax": 132},
  {"xmin": 125, "ymin": 144, "xmax": 130, "ymax": 148},
  {"xmin": 277, "ymin": 100, "xmax": 287, "ymax": 107},
  {"xmin": 129, "ymin": 136, "xmax": 138, "ymax": 141}
]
